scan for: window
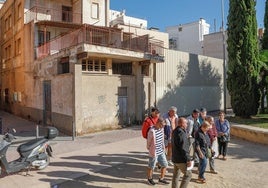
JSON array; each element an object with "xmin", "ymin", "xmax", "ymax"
[
  {"xmin": 17, "ymin": 38, "xmax": 21, "ymax": 54},
  {"xmin": 82, "ymin": 59, "xmax": 106, "ymax": 73},
  {"xmin": 112, "ymin": 63, "xmax": 132, "ymax": 75},
  {"xmin": 5, "ymin": 18, "xmax": 8, "ymax": 32},
  {"xmin": 58, "ymin": 57, "xmax": 70, "ymax": 74},
  {"xmin": 118, "ymin": 87, "xmax": 127, "ymax": 96},
  {"xmin": 4, "ymin": 14, "xmax": 12, "ymax": 31},
  {"xmin": 15, "ymin": 38, "xmax": 21, "ymax": 55},
  {"xmin": 17, "ymin": 3, "xmax": 22, "ymax": 19},
  {"xmin": 8, "ymin": 15, "xmax": 12, "ymax": 28},
  {"xmin": 141, "ymin": 64, "xmax": 149, "ymax": 76},
  {"xmin": 5, "ymin": 45, "xmax": 11, "ymax": 60},
  {"xmin": 62, "ymin": 6, "xmax": 72, "ymax": 22},
  {"xmin": 91, "ymin": 3, "xmax": 99, "ymax": 19},
  {"xmin": 169, "ymin": 38, "xmax": 177, "ymax": 49},
  {"xmin": 4, "ymin": 88, "xmax": 9, "ymax": 104},
  {"xmin": 38, "ymin": 30, "xmax": 51, "ymax": 46}
]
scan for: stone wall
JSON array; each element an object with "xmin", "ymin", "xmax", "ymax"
[{"xmin": 231, "ymin": 124, "xmax": 268, "ymax": 145}]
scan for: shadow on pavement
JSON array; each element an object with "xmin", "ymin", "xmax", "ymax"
[
  {"xmin": 37, "ymin": 151, "xmax": 156, "ymax": 187},
  {"xmin": 227, "ymin": 137, "xmax": 268, "ymax": 162}
]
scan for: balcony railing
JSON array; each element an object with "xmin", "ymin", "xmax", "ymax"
[
  {"xmin": 36, "ymin": 24, "xmax": 164, "ymax": 59},
  {"xmin": 24, "ymin": 6, "xmax": 81, "ymax": 24}
]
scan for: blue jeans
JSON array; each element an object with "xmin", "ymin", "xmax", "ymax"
[{"xmin": 198, "ymin": 156, "xmax": 207, "ymax": 179}]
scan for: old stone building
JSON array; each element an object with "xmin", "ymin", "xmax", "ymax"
[{"xmin": 0, "ymin": 0, "xmax": 168, "ymax": 135}]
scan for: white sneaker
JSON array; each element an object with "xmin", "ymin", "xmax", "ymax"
[{"xmin": 168, "ymin": 160, "xmax": 174, "ymax": 166}]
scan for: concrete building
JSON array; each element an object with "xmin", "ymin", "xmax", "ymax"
[
  {"xmin": 0, "ymin": 0, "xmax": 228, "ymax": 136},
  {"xmin": 166, "ymin": 18, "xmax": 210, "ymax": 55},
  {"xmin": 203, "ymin": 31, "xmax": 227, "ymax": 60},
  {"xmin": 0, "ymin": 0, "xmax": 167, "ymax": 135},
  {"xmin": 110, "ymin": 10, "xmax": 147, "ymax": 29}
]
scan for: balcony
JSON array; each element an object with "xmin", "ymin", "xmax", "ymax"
[{"xmin": 36, "ymin": 24, "xmax": 165, "ymax": 61}]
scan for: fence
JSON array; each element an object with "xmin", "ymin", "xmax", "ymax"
[{"xmin": 36, "ymin": 24, "xmax": 164, "ymax": 59}]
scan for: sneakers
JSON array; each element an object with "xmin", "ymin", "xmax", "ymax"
[
  {"xmin": 148, "ymin": 178, "xmax": 156, "ymax": 185},
  {"xmin": 198, "ymin": 177, "xmax": 206, "ymax": 183},
  {"xmin": 217, "ymin": 155, "xmax": 222, "ymax": 159},
  {"xmin": 148, "ymin": 178, "xmax": 169, "ymax": 185},
  {"xmin": 168, "ymin": 160, "xmax": 174, "ymax": 166},
  {"xmin": 158, "ymin": 178, "xmax": 170, "ymax": 185}
]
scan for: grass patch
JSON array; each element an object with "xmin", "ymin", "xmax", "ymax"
[{"xmin": 227, "ymin": 114, "xmax": 268, "ymax": 129}]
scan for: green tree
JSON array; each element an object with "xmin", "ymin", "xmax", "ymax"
[
  {"xmin": 227, "ymin": 0, "xmax": 260, "ymax": 117},
  {"xmin": 262, "ymin": 0, "xmax": 268, "ymax": 49},
  {"xmin": 259, "ymin": 0, "xmax": 268, "ymax": 113}
]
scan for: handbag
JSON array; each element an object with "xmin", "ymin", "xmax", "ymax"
[
  {"xmin": 220, "ymin": 135, "xmax": 228, "ymax": 142},
  {"xmin": 206, "ymin": 147, "xmax": 212, "ymax": 158}
]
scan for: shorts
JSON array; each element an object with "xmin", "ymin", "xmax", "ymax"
[
  {"xmin": 148, "ymin": 152, "xmax": 168, "ymax": 169},
  {"xmin": 164, "ymin": 139, "xmax": 172, "ymax": 147}
]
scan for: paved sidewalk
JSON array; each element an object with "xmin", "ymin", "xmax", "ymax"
[{"xmin": 0, "ymin": 111, "xmax": 268, "ymax": 188}]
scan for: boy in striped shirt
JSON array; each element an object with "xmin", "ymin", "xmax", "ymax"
[{"xmin": 147, "ymin": 117, "xmax": 169, "ymax": 185}]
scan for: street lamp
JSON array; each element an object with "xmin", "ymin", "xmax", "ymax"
[{"xmin": 221, "ymin": 0, "xmax": 227, "ymax": 113}]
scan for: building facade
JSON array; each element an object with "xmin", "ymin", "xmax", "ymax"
[
  {"xmin": 0, "ymin": 0, "xmax": 167, "ymax": 135},
  {"xmin": 166, "ymin": 18, "xmax": 210, "ymax": 55}
]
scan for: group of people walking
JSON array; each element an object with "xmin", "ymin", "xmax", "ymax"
[{"xmin": 143, "ymin": 106, "xmax": 231, "ymax": 187}]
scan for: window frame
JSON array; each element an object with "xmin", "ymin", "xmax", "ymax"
[
  {"xmin": 38, "ymin": 30, "xmax": 51, "ymax": 46},
  {"xmin": 82, "ymin": 58, "xmax": 107, "ymax": 73},
  {"xmin": 91, "ymin": 3, "xmax": 99, "ymax": 19},
  {"xmin": 58, "ymin": 56, "xmax": 70, "ymax": 74},
  {"xmin": 112, "ymin": 62, "xmax": 132, "ymax": 75}
]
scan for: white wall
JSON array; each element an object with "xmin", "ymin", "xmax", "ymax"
[
  {"xmin": 110, "ymin": 10, "xmax": 147, "ymax": 29},
  {"xmin": 82, "ymin": 0, "xmax": 107, "ymax": 26},
  {"xmin": 156, "ymin": 49, "xmax": 225, "ymax": 115},
  {"xmin": 166, "ymin": 19, "xmax": 210, "ymax": 55}
]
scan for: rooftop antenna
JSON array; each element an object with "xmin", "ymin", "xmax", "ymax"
[{"xmin": 214, "ymin": 19, "xmax": 216, "ymax": 32}]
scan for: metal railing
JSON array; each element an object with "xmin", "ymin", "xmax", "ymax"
[{"xmin": 36, "ymin": 24, "xmax": 164, "ymax": 59}]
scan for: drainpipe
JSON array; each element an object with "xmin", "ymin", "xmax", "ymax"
[
  {"xmin": 154, "ymin": 63, "xmax": 157, "ymax": 107},
  {"xmin": 72, "ymin": 59, "xmax": 76, "ymax": 140}
]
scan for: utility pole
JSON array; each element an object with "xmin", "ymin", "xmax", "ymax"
[{"xmin": 221, "ymin": 0, "xmax": 227, "ymax": 114}]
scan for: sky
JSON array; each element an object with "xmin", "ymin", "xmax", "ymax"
[{"xmin": 110, "ymin": 0, "xmax": 266, "ymax": 32}]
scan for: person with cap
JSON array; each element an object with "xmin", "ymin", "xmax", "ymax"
[
  {"xmin": 147, "ymin": 117, "xmax": 170, "ymax": 185},
  {"xmin": 198, "ymin": 107, "xmax": 207, "ymax": 125},
  {"xmin": 186, "ymin": 108, "xmax": 201, "ymax": 138},
  {"xmin": 162, "ymin": 106, "xmax": 178, "ymax": 166},
  {"xmin": 186, "ymin": 109, "xmax": 201, "ymax": 164}
]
